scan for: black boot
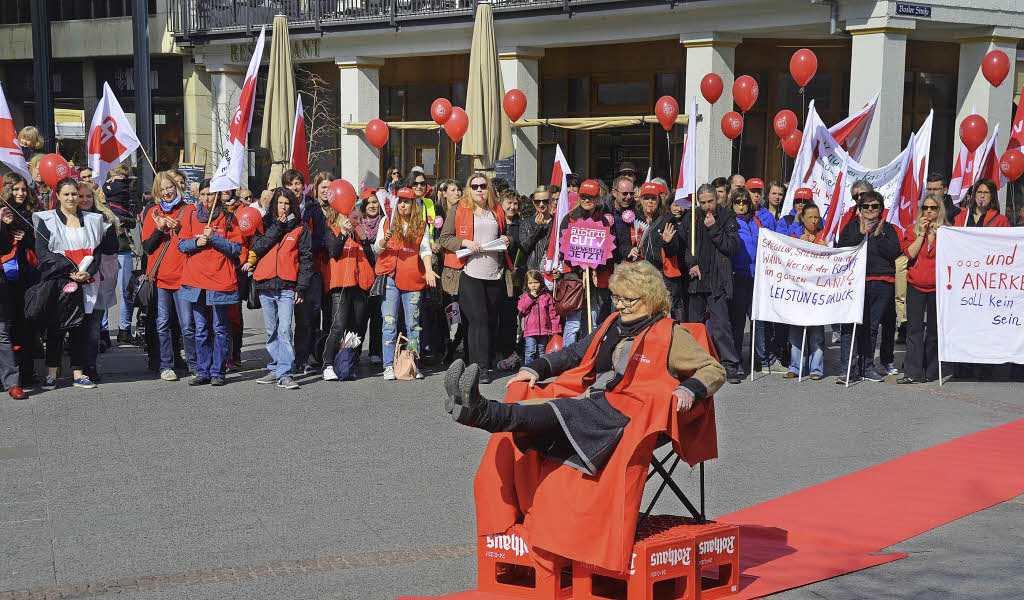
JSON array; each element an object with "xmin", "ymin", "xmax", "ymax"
[
  {"xmin": 455, "ymin": 362, "xmax": 490, "ymax": 427},
  {"xmin": 444, "ymin": 359, "xmax": 465, "ymax": 417}
]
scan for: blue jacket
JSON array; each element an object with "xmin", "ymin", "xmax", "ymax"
[
  {"xmin": 774, "ymin": 210, "xmax": 804, "ymax": 237},
  {"xmin": 732, "ymin": 207, "xmax": 773, "ymax": 278}
]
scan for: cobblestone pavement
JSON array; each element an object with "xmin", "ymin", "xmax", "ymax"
[{"xmin": 2, "ymin": 311, "xmax": 1022, "ymax": 599}]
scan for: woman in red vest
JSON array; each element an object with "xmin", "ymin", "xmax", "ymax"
[
  {"xmin": 177, "ymin": 178, "xmax": 244, "ymax": 386},
  {"xmin": 249, "ymin": 188, "xmax": 313, "ymax": 390},
  {"xmin": 373, "ymin": 187, "xmax": 438, "ymax": 380},
  {"xmin": 320, "ymin": 185, "xmax": 374, "ymax": 380},
  {"xmin": 438, "ymin": 173, "xmax": 516, "ymax": 384},
  {"xmin": 953, "ymin": 178, "xmax": 1010, "ymax": 227}
]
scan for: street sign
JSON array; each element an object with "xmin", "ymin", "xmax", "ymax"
[{"xmin": 895, "ymin": 3, "xmax": 931, "ymax": 18}]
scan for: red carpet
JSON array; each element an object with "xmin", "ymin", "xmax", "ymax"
[{"xmin": 400, "ymin": 418, "xmax": 1024, "ymax": 599}]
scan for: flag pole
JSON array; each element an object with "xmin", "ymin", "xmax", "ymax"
[
  {"xmin": 845, "ymin": 323, "xmax": 857, "ymax": 388},
  {"xmin": 797, "ymin": 327, "xmax": 806, "ymax": 382},
  {"xmin": 585, "ymin": 267, "xmax": 593, "ymax": 335},
  {"xmin": 138, "ymin": 145, "xmax": 158, "ymax": 176}
]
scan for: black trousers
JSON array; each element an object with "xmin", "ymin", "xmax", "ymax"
[
  {"xmin": 459, "ymin": 274, "xmax": 505, "ymax": 369},
  {"xmin": 840, "ymin": 280, "xmax": 894, "ymax": 376},
  {"xmin": 664, "ymin": 276, "xmax": 687, "ymax": 322},
  {"xmin": 496, "ymin": 291, "xmax": 520, "ymax": 358},
  {"xmin": 476, "ymin": 399, "xmax": 562, "ymax": 435},
  {"xmin": 46, "ymin": 324, "xmax": 87, "ymax": 370},
  {"xmin": 879, "ymin": 299, "xmax": 897, "ymax": 366},
  {"xmin": 0, "ymin": 291, "xmax": 20, "ymax": 390},
  {"xmin": 294, "ymin": 272, "xmax": 324, "ymax": 367},
  {"xmin": 904, "ymin": 286, "xmax": 938, "ymax": 381},
  {"xmin": 728, "ymin": 275, "xmax": 754, "ymax": 371},
  {"xmin": 688, "ymin": 291, "xmax": 740, "ymax": 375},
  {"xmin": 321, "ymin": 286, "xmax": 367, "ymax": 367}
]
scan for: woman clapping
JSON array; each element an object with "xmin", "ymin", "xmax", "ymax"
[{"xmin": 898, "ymin": 195, "xmax": 948, "ymax": 384}]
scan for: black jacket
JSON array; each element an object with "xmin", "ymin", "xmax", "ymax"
[
  {"xmin": 681, "ymin": 204, "xmax": 740, "ymax": 296},
  {"xmin": 518, "ymin": 214, "xmax": 554, "ymax": 272},
  {"xmin": 249, "ymin": 216, "xmax": 314, "ymax": 294},
  {"xmin": 33, "ymin": 209, "xmax": 118, "ymax": 282},
  {"xmin": 102, "ymin": 179, "xmax": 139, "ymax": 254},
  {"xmin": 647, "ymin": 213, "xmax": 684, "ymax": 276},
  {"xmin": 836, "ymin": 218, "xmax": 902, "ymax": 279}
]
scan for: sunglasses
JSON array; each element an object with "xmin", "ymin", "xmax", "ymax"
[
  {"xmin": 922, "ymin": 205, "xmax": 939, "ymax": 211},
  {"xmin": 470, "ymin": 183, "xmax": 488, "ymax": 191},
  {"xmin": 733, "ymin": 200, "xmax": 750, "ymax": 206},
  {"xmin": 534, "ymin": 199, "xmax": 550, "ymax": 205},
  {"xmin": 860, "ymin": 202, "xmax": 882, "ymax": 210},
  {"xmin": 412, "ymin": 181, "xmax": 427, "ymax": 187},
  {"xmin": 852, "ymin": 192, "xmax": 866, "ymax": 201}
]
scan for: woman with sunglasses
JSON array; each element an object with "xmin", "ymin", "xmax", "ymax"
[
  {"xmin": 897, "ymin": 194, "xmax": 948, "ymax": 384},
  {"xmin": 439, "ymin": 173, "xmax": 516, "ymax": 383},
  {"xmin": 727, "ymin": 187, "xmax": 777, "ymax": 375},
  {"xmin": 386, "ymin": 168, "xmax": 402, "ymax": 194},
  {"xmin": 836, "ymin": 190, "xmax": 902, "ymax": 384},
  {"xmin": 953, "ymin": 178, "xmax": 1009, "ymax": 228},
  {"xmin": 518, "ymin": 186, "xmax": 555, "ymax": 274},
  {"xmin": 405, "ymin": 172, "xmax": 437, "ymax": 236}
]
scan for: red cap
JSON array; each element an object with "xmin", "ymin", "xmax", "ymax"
[
  {"xmin": 578, "ymin": 179, "xmax": 601, "ymax": 197},
  {"xmin": 360, "ymin": 187, "xmax": 378, "ymax": 200},
  {"xmin": 655, "ymin": 182, "xmax": 669, "ymax": 196},
  {"xmin": 640, "ymin": 182, "xmax": 661, "ymax": 197},
  {"xmin": 747, "ymin": 178, "xmax": 764, "ymax": 191},
  {"xmin": 396, "ymin": 187, "xmax": 416, "ymax": 199},
  {"xmin": 794, "ymin": 187, "xmax": 813, "ymax": 200}
]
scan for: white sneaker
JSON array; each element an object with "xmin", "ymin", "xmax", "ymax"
[
  {"xmin": 322, "ymin": 366, "xmax": 339, "ymax": 381},
  {"xmin": 160, "ymin": 369, "xmax": 178, "ymax": 381},
  {"xmin": 884, "ymin": 363, "xmax": 899, "ymax": 376},
  {"xmin": 370, "ymin": 355, "xmax": 383, "ymax": 364},
  {"xmin": 383, "ymin": 366, "xmax": 396, "ymax": 380},
  {"xmin": 415, "ymin": 371, "xmax": 424, "ymax": 380}
]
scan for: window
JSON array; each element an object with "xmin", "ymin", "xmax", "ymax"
[
  {"xmin": 595, "ymin": 81, "xmax": 647, "ymax": 106},
  {"xmin": 903, "ymin": 71, "xmax": 957, "ymax": 178}
]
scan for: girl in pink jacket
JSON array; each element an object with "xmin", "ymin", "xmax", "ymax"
[{"xmin": 517, "ymin": 270, "xmax": 562, "ymax": 362}]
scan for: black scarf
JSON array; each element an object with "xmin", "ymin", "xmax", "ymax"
[{"xmin": 594, "ymin": 313, "xmax": 661, "ymax": 374}]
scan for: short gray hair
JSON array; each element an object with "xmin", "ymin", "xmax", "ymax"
[
  {"xmin": 696, "ymin": 183, "xmax": 717, "ymax": 198},
  {"xmin": 850, "ymin": 179, "xmax": 874, "ymax": 193},
  {"xmin": 651, "ymin": 177, "xmax": 669, "ymax": 189}
]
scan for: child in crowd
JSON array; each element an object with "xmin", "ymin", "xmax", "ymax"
[{"xmin": 517, "ymin": 270, "xmax": 561, "ymax": 363}]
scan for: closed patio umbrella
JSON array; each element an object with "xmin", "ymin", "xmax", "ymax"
[
  {"xmin": 260, "ymin": 13, "xmax": 296, "ymax": 190},
  {"xmin": 462, "ymin": 1, "xmax": 514, "ymax": 175}
]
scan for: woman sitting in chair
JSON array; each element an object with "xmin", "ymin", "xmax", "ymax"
[{"xmin": 444, "ymin": 260, "xmax": 725, "ymax": 476}]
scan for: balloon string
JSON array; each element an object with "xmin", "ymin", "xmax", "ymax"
[
  {"xmin": 800, "ymin": 88, "xmax": 806, "ymax": 128},
  {"xmin": 736, "ymin": 112, "xmax": 744, "ymax": 174},
  {"xmin": 436, "ymin": 127, "xmax": 442, "ymax": 181},
  {"xmin": 666, "ymin": 131, "xmax": 672, "ymax": 184}
]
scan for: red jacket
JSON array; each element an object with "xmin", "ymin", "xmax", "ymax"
[
  {"xmin": 953, "ymin": 206, "xmax": 1009, "ymax": 228},
  {"xmin": 901, "ymin": 228, "xmax": 936, "ymax": 292},
  {"xmin": 141, "ymin": 203, "xmax": 195, "ymax": 290},
  {"xmin": 375, "ymin": 217, "xmax": 427, "ymax": 291},
  {"xmin": 178, "ymin": 207, "xmax": 244, "ymax": 292}
]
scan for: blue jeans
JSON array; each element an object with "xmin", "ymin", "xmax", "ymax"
[
  {"xmin": 84, "ymin": 310, "xmax": 105, "ymax": 369},
  {"xmin": 754, "ymin": 321, "xmax": 775, "ymax": 365},
  {"xmin": 156, "ymin": 287, "xmax": 196, "ymax": 372},
  {"xmin": 788, "ymin": 326, "xmax": 825, "ymax": 377},
  {"xmin": 381, "ymin": 278, "xmax": 421, "ymax": 367},
  {"xmin": 117, "ymin": 252, "xmax": 133, "ymax": 331},
  {"xmin": 563, "ymin": 304, "xmax": 601, "ymax": 346},
  {"xmin": 524, "ymin": 335, "xmax": 549, "ymax": 363},
  {"xmin": 193, "ymin": 300, "xmax": 230, "ymax": 379},
  {"xmin": 260, "ymin": 289, "xmax": 296, "ymax": 379}
]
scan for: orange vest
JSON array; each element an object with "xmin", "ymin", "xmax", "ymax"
[
  {"xmin": 662, "ymin": 250, "xmax": 681, "ymax": 278},
  {"xmin": 444, "ymin": 204, "xmax": 513, "ymax": 270},
  {"xmin": 326, "ymin": 228, "xmax": 374, "ymax": 291},
  {"xmin": 254, "ymin": 224, "xmax": 304, "ymax": 284},
  {"xmin": 375, "ymin": 217, "xmax": 427, "ymax": 291},
  {"xmin": 180, "ymin": 208, "xmax": 242, "ymax": 293}
]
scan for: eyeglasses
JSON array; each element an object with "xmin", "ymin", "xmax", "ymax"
[
  {"xmin": 975, "ymin": 190, "xmax": 991, "ymax": 196},
  {"xmin": 922, "ymin": 205, "xmax": 939, "ymax": 212},
  {"xmin": 534, "ymin": 199, "xmax": 550, "ymax": 205},
  {"xmin": 733, "ymin": 200, "xmax": 750, "ymax": 206},
  {"xmin": 470, "ymin": 183, "xmax": 488, "ymax": 191},
  {"xmin": 611, "ymin": 294, "xmax": 641, "ymax": 307},
  {"xmin": 860, "ymin": 202, "xmax": 882, "ymax": 210},
  {"xmin": 616, "ymin": 190, "xmax": 634, "ymax": 196},
  {"xmin": 412, "ymin": 181, "xmax": 427, "ymax": 188}
]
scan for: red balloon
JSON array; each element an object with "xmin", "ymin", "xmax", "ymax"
[
  {"xmin": 430, "ymin": 98, "xmax": 452, "ymax": 126},
  {"xmin": 733, "ymin": 75, "xmax": 758, "ymax": 112},
  {"xmin": 39, "ymin": 153, "xmax": 71, "ymax": 189},
  {"xmin": 959, "ymin": 115, "xmax": 988, "ymax": 153},
  {"xmin": 789, "ymin": 49, "xmax": 818, "ymax": 88},
  {"xmin": 655, "ymin": 95, "xmax": 679, "ymax": 132},
  {"xmin": 782, "ymin": 129, "xmax": 803, "ymax": 158},
  {"xmin": 327, "ymin": 179, "xmax": 357, "ymax": 215},
  {"xmin": 365, "ymin": 119, "xmax": 389, "ymax": 149},
  {"xmin": 700, "ymin": 73, "xmax": 723, "ymax": 105},
  {"xmin": 774, "ymin": 110, "xmax": 797, "ymax": 139},
  {"xmin": 545, "ymin": 334, "xmax": 564, "ymax": 355},
  {"xmin": 999, "ymin": 149, "xmax": 1024, "ymax": 181},
  {"xmin": 444, "ymin": 107, "xmax": 469, "ymax": 143},
  {"xmin": 721, "ymin": 111, "xmax": 744, "ymax": 140},
  {"xmin": 982, "ymin": 50, "xmax": 1010, "ymax": 88},
  {"xmin": 503, "ymin": 89, "xmax": 527, "ymax": 122},
  {"xmin": 234, "ymin": 205, "xmax": 264, "ymax": 236}
]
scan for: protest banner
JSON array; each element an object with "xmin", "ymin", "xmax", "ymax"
[
  {"xmin": 752, "ymin": 229, "xmax": 867, "ymax": 382},
  {"xmin": 559, "ymin": 217, "xmax": 615, "ymax": 333},
  {"xmin": 936, "ymin": 227, "xmax": 1024, "ymax": 372}
]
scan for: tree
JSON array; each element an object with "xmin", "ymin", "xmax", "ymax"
[{"xmin": 296, "ymin": 67, "xmax": 340, "ymax": 176}]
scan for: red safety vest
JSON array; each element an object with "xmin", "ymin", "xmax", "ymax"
[
  {"xmin": 443, "ymin": 204, "xmax": 513, "ymax": 270},
  {"xmin": 180, "ymin": 208, "xmax": 242, "ymax": 293},
  {"xmin": 663, "ymin": 250, "xmax": 682, "ymax": 277},
  {"xmin": 375, "ymin": 217, "xmax": 427, "ymax": 291},
  {"xmin": 254, "ymin": 224, "xmax": 304, "ymax": 284},
  {"xmin": 327, "ymin": 228, "xmax": 374, "ymax": 291}
]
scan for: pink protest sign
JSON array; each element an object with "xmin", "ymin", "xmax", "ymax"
[{"xmin": 560, "ymin": 218, "xmax": 615, "ymax": 269}]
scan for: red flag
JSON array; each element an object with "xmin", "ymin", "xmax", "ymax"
[
  {"xmin": 211, "ymin": 26, "xmax": 266, "ymax": 193},
  {"xmin": 820, "ymin": 152, "xmax": 848, "ymax": 245},
  {"xmin": 0, "ymin": 82, "xmax": 32, "ymax": 184},
  {"xmin": 544, "ymin": 145, "xmax": 572, "ymax": 275},
  {"xmin": 290, "ymin": 94, "xmax": 310, "ymax": 194},
  {"xmin": 975, "ymin": 124, "xmax": 1003, "ymax": 186},
  {"xmin": 87, "ymin": 82, "xmax": 140, "ymax": 185},
  {"xmin": 829, "ymin": 90, "xmax": 879, "ymax": 161},
  {"xmin": 1008, "ymin": 84, "xmax": 1024, "ymax": 153}
]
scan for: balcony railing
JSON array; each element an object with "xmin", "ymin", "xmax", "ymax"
[{"xmin": 167, "ymin": 0, "xmax": 680, "ymax": 40}]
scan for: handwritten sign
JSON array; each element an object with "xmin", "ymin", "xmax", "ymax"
[
  {"xmin": 752, "ymin": 229, "xmax": 867, "ymax": 326},
  {"xmin": 936, "ymin": 228, "xmax": 1024, "ymax": 364},
  {"xmin": 559, "ymin": 218, "xmax": 615, "ymax": 269}
]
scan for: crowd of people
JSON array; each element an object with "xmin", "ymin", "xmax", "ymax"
[{"xmin": 2, "ymin": 134, "xmax": 1023, "ymax": 399}]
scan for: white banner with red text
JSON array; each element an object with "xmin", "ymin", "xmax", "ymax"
[
  {"xmin": 936, "ymin": 227, "xmax": 1024, "ymax": 364},
  {"xmin": 752, "ymin": 229, "xmax": 867, "ymax": 327}
]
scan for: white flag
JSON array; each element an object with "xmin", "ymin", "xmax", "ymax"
[
  {"xmin": 87, "ymin": 82, "xmax": 141, "ymax": 186},
  {"xmin": 211, "ymin": 26, "xmax": 266, "ymax": 193},
  {"xmin": 674, "ymin": 97, "xmax": 697, "ymax": 208},
  {"xmin": 544, "ymin": 144, "xmax": 572, "ymax": 273},
  {"xmin": 0, "ymin": 82, "xmax": 32, "ymax": 185}
]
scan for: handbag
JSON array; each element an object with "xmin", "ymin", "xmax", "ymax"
[
  {"xmin": 552, "ymin": 276, "xmax": 585, "ymax": 317},
  {"xmin": 369, "ymin": 274, "xmax": 388, "ymax": 297},
  {"xmin": 393, "ymin": 333, "xmax": 419, "ymax": 380},
  {"xmin": 245, "ymin": 272, "xmax": 261, "ymax": 309}
]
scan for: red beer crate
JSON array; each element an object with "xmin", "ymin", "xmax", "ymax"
[
  {"xmin": 572, "ymin": 515, "xmax": 739, "ymax": 600},
  {"xmin": 477, "ymin": 529, "xmax": 573, "ymax": 599}
]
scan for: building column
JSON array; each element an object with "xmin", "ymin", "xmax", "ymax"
[
  {"xmin": 683, "ymin": 33, "xmax": 740, "ymax": 187},
  {"xmin": 956, "ymin": 34, "xmax": 1019, "ymax": 161},
  {"xmin": 207, "ymin": 65, "xmax": 244, "ymax": 177},
  {"xmin": 337, "ymin": 57, "xmax": 383, "ymax": 188},
  {"xmin": 847, "ymin": 26, "xmax": 909, "ymax": 168},
  {"xmin": 82, "ymin": 60, "xmax": 98, "ymax": 123},
  {"xmin": 499, "ymin": 47, "xmax": 543, "ymax": 190},
  {"xmin": 183, "ymin": 59, "xmax": 213, "ymax": 168}
]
